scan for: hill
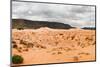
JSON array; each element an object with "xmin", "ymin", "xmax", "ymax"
[
  {"xmin": 82, "ymin": 27, "xmax": 96, "ymax": 30},
  {"xmin": 12, "ymin": 19, "xmax": 75, "ymax": 29}
]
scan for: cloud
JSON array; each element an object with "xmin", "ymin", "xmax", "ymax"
[{"xmin": 12, "ymin": 1, "xmax": 95, "ymax": 28}]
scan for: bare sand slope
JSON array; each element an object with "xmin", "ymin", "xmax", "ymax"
[{"xmin": 12, "ymin": 28, "xmax": 96, "ymax": 65}]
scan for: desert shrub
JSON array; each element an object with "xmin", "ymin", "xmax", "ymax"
[
  {"xmin": 19, "ymin": 47, "xmax": 22, "ymax": 50},
  {"xmin": 20, "ymin": 40, "xmax": 27, "ymax": 45},
  {"xmin": 23, "ymin": 48, "xmax": 28, "ymax": 51},
  {"xmin": 17, "ymin": 49, "xmax": 22, "ymax": 52},
  {"xmin": 12, "ymin": 41, "xmax": 16, "ymax": 44},
  {"xmin": 13, "ymin": 44, "xmax": 18, "ymax": 48},
  {"xmin": 17, "ymin": 27, "xmax": 24, "ymax": 30},
  {"xmin": 27, "ymin": 43, "xmax": 34, "ymax": 48},
  {"xmin": 12, "ymin": 55, "xmax": 24, "ymax": 64},
  {"xmin": 20, "ymin": 40, "xmax": 34, "ymax": 48},
  {"xmin": 57, "ymin": 51, "xmax": 62, "ymax": 54}
]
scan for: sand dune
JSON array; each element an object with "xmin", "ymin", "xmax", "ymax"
[{"xmin": 12, "ymin": 27, "xmax": 96, "ymax": 65}]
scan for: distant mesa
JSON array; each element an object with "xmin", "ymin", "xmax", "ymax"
[
  {"xmin": 12, "ymin": 19, "xmax": 75, "ymax": 29},
  {"xmin": 82, "ymin": 27, "xmax": 96, "ymax": 30}
]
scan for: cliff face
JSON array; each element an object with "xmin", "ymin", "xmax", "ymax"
[{"xmin": 12, "ymin": 19, "xmax": 75, "ymax": 29}]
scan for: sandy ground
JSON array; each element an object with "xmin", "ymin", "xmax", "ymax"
[{"xmin": 12, "ymin": 28, "xmax": 96, "ymax": 66}]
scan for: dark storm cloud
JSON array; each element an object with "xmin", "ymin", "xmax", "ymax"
[{"xmin": 12, "ymin": 1, "xmax": 95, "ymax": 27}]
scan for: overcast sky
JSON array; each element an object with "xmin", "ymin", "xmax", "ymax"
[{"xmin": 12, "ymin": 1, "xmax": 95, "ymax": 28}]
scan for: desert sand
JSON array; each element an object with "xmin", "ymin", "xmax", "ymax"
[{"xmin": 12, "ymin": 27, "xmax": 96, "ymax": 66}]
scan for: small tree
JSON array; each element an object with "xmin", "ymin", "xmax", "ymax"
[{"xmin": 12, "ymin": 55, "xmax": 24, "ymax": 64}]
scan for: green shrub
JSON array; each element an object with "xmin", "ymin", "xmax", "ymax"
[{"xmin": 12, "ymin": 55, "xmax": 24, "ymax": 64}]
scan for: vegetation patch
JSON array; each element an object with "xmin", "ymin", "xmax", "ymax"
[{"xmin": 12, "ymin": 55, "xmax": 24, "ymax": 64}]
